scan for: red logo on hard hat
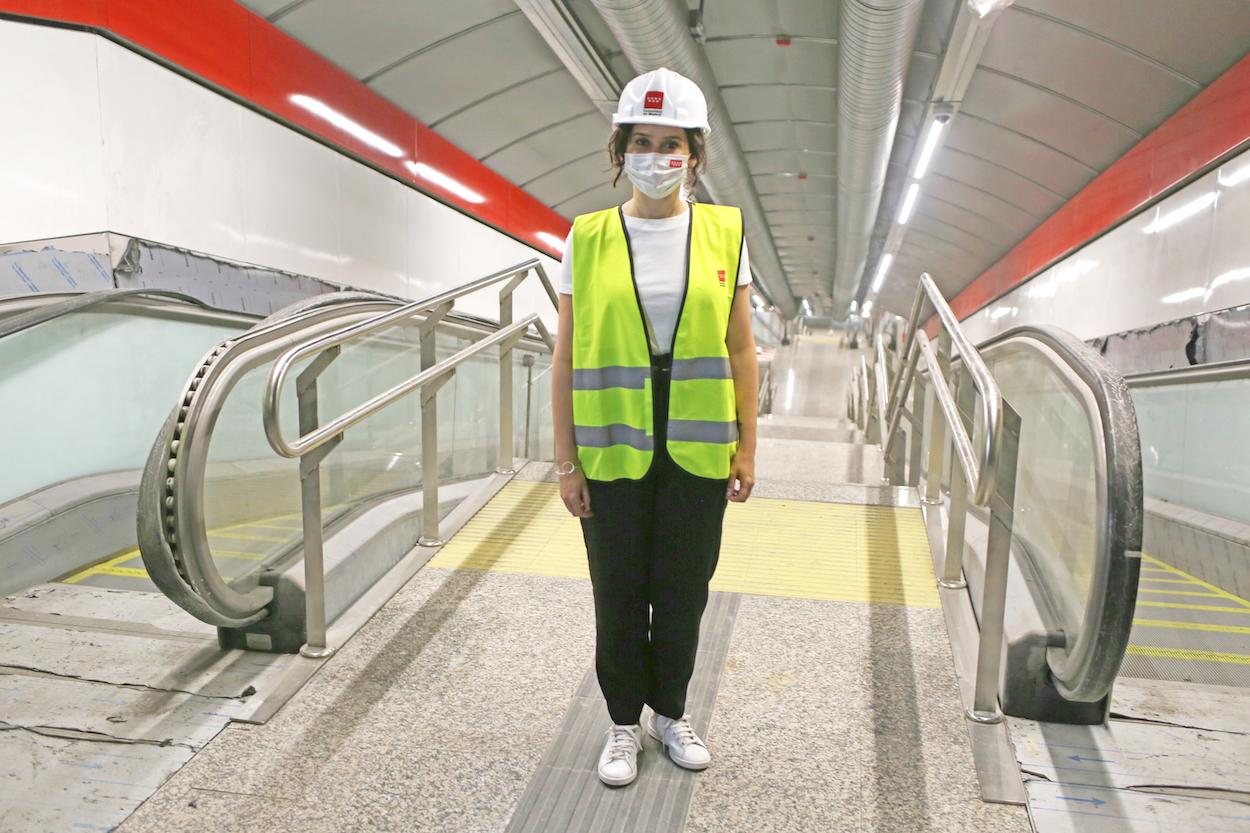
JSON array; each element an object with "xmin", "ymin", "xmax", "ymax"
[
  {"xmin": 668, "ymin": 158, "xmax": 683, "ymax": 168},
  {"xmin": 717, "ymin": 269, "xmax": 726, "ymax": 285},
  {"xmin": 643, "ymin": 91, "xmax": 664, "ymax": 114}
]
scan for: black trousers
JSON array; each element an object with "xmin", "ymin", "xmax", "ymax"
[{"xmin": 579, "ymin": 352, "xmax": 730, "ymax": 726}]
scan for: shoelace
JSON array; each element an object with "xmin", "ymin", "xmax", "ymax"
[
  {"xmin": 665, "ymin": 715, "xmax": 703, "ymax": 748},
  {"xmin": 606, "ymin": 726, "xmax": 638, "ymax": 761}
]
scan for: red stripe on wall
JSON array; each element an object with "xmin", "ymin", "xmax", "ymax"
[
  {"xmin": 0, "ymin": 0, "xmax": 571, "ymax": 259},
  {"xmin": 936, "ymin": 51, "xmax": 1250, "ymax": 329}
]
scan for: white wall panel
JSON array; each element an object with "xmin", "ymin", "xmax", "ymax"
[
  {"xmin": 1206, "ymin": 154, "xmax": 1250, "ymax": 311},
  {"xmin": 965, "ymin": 145, "xmax": 1250, "ymax": 345},
  {"xmin": 0, "ymin": 22, "xmax": 108, "ymax": 246},
  {"xmin": 407, "ymin": 190, "xmax": 469, "ymax": 299},
  {"xmin": 239, "ymin": 108, "xmax": 345, "ymax": 283},
  {"xmin": 335, "ymin": 154, "xmax": 409, "ymax": 298},
  {"xmin": 97, "ymin": 38, "xmax": 247, "ymax": 260}
]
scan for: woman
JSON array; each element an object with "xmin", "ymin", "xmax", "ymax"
[{"xmin": 551, "ymin": 67, "xmax": 759, "ymax": 787}]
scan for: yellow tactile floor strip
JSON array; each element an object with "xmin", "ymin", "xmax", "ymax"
[{"xmin": 427, "ymin": 480, "xmax": 940, "ymax": 607}]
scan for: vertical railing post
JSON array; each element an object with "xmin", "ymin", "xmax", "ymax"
[
  {"xmin": 295, "ymin": 347, "xmax": 341, "ymax": 659},
  {"xmin": 522, "ymin": 352, "xmax": 535, "ymax": 459},
  {"xmin": 967, "ymin": 401, "xmax": 1021, "ymax": 725},
  {"xmin": 940, "ymin": 366, "xmax": 974, "ymax": 589},
  {"xmin": 418, "ymin": 302, "xmax": 453, "ymax": 547},
  {"xmin": 922, "ymin": 328, "xmax": 951, "ymax": 505},
  {"xmin": 907, "ymin": 372, "xmax": 925, "ymax": 488},
  {"xmin": 497, "ymin": 273, "xmax": 528, "ymax": 474}
]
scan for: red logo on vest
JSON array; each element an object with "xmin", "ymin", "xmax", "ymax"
[
  {"xmin": 643, "ymin": 90, "xmax": 664, "ymax": 114},
  {"xmin": 717, "ymin": 269, "xmax": 726, "ymax": 285}
]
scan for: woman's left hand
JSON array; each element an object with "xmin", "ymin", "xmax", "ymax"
[{"xmin": 727, "ymin": 452, "xmax": 755, "ymax": 503}]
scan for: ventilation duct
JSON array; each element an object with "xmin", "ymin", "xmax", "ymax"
[
  {"xmin": 833, "ymin": 0, "xmax": 926, "ymax": 316},
  {"xmin": 589, "ymin": 0, "xmax": 797, "ymax": 318}
]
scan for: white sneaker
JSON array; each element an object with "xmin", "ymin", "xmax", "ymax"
[
  {"xmin": 597, "ymin": 724, "xmax": 643, "ymax": 786},
  {"xmin": 647, "ymin": 712, "xmax": 711, "ymax": 770}
]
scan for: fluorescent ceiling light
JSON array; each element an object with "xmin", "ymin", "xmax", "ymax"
[
  {"xmin": 989, "ymin": 305, "xmax": 1017, "ymax": 320},
  {"xmin": 405, "ymin": 161, "xmax": 486, "ymax": 204},
  {"xmin": 968, "ymin": 0, "xmax": 1014, "ymax": 17},
  {"xmin": 1142, "ymin": 191, "xmax": 1217, "ymax": 234},
  {"xmin": 290, "ymin": 94, "xmax": 404, "ymax": 158},
  {"xmin": 913, "ymin": 121, "xmax": 946, "ymax": 179},
  {"xmin": 849, "ymin": 299, "xmax": 859, "ymax": 312},
  {"xmin": 897, "ymin": 183, "xmax": 920, "ymax": 225},
  {"xmin": 861, "ymin": 300, "xmax": 873, "ymax": 315},
  {"xmin": 872, "ymin": 253, "xmax": 894, "ymax": 292},
  {"xmin": 536, "ymin": 231, "xmax": 566, "ymax": 252},
  {"xmin": 1218, "ymin": 159, "xmax": 1250, "ymax": 188}
]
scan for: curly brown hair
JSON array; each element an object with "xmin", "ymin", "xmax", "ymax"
[{"xmin": 607, "ymin": 124, "xmax": 708, "ymax": 198}]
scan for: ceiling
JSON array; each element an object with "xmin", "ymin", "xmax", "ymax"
[{"xmin": 240, "ymin": 0, "xmax": 1250, "ymax": 317}]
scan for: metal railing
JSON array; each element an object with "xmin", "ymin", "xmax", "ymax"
[
  {"xmin": 852, "ymin": 273, "xmax": 1014, "ymax": 725},
  {"xmin": 259, "ymin": 259, "xmax": 556, "ymax": 658}
]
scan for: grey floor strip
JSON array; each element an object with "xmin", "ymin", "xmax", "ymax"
[{"xmin": 506, "ymin": 592, "xmax": 741, "ymax": 833}]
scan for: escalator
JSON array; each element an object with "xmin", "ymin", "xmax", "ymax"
[
  {"xmin": 0, "ymin": 289, "xmax": 258, "ymax": 594},
  {"xmin": 0, "ymin": 265, "xmax": 555, "ymax": 833}
]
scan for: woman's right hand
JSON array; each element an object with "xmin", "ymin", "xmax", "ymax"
[{"xmin": 560, "ymin": 469, "xmax": 593, "ymax": 518}]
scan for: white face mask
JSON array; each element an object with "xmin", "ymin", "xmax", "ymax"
[{"xmin": 623, "ymin": 152, "xmax": 689, "ymax": 199}]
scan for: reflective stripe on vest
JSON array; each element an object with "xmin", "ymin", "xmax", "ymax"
[{"xmin": 571, "ymin": 202, "xmax": 744, "ymax": 481}]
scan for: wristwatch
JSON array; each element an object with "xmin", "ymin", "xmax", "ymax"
[{"xmin": 556, "ymin": 461, "xmax": 579, "ymax": 477}]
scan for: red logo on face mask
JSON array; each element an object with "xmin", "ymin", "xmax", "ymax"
[
  {"xmin": 668, "ymin": 158, "xmax": 683, "ymax": 168},
  {"xmin": 717, "ymin": 270, "xmax": 726, "ymax": 284},
  {"xmin": 643, "ymin": 91, "xmax": 664, "ymax": 114}
]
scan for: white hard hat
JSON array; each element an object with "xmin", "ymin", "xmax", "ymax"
[{"xmin": 613, "ymin": 67, "xmax": 711, "ymax": 134}]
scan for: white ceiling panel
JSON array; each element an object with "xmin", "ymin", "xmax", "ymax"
[
  {"xmin": 733, "ymin": 120, "xmax": 836, "ymax": 153},
  {"xmin": 272, "ymin": 1, "xmax": 517, "ymax": 79},
  {"xmin": 944, "ymin": 116, "xmax": 1097, "ymax": 197},
  {"xmin": 526, "ymin": 151, "xmax": 620, "ymax": 206},
  {"xmin": 760, "ymin": 193, "xmax": 836, "ymax": 212},
  {"xmin": 908, "ymin": 215, "xmax": 1000, "ymax": 262},
  {"xmin": 922, "ymin": 174, "xmax": 1042, "ymax": 233},
  {"xmin": 701, "ymin": 0, "xmax": 837, "ymax": 40},
  {"xmin": 555, "ymin": 180, "xmax": 633, "ymax": 218},
  {"xmin": 933, "ymin": 148, "xmax": 1067, "ymax": 221},
  {"xmin": 482, "ymin": 112, "xmax": 606, "ymax": 185},
  {"xmin": 980, "ymin": 8, "xmax": 1202, "ymax": 133},
  {"xmin": 722, "ymin": 85, "xmax": 837, "ymax": 125},
  {"xmin": 961, "ymin": 69, "xmax": 1142, "ymax": 170},
  {"xmin": 745, "ymin": 148, "xmax": 835, "ymax": 176},
  {"xmin": 436, "ymin": 72, "xmax": 591, "ymax": 159},
  {"xmin": 369, "ymin": 14, "xmax": 563, "ymax": 126},
  {"xmin": 1015, "ymin": 0, "xmax": 1250, "ymax": 84},
  {"xmin": 704, "ymin": 39, "xmax": 837, "ymax": 87},
  {"xmin": 915, "ymin": 195, "xmax": 1024, "ymax": 249}
]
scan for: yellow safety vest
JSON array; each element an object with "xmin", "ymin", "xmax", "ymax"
[{"xmin": 571, "ymin": 202, "xmax": 743, "ymax": 481}]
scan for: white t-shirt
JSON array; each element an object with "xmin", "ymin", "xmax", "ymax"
[{"xmin": 557, "ymin": 205, "xmax": 751, "ymax": 354}]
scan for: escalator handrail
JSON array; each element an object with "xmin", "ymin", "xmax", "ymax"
[
  {"xmin": 0, "ymin": 289, "xmax": 213, "ymax": 339},
  {"xmin": 949, "ymin": 323, "xmax": 1143, "ymax": 702},
  {"xmin": 261, "ymin": 259, "xmax": 557, "ymax": 458}
]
